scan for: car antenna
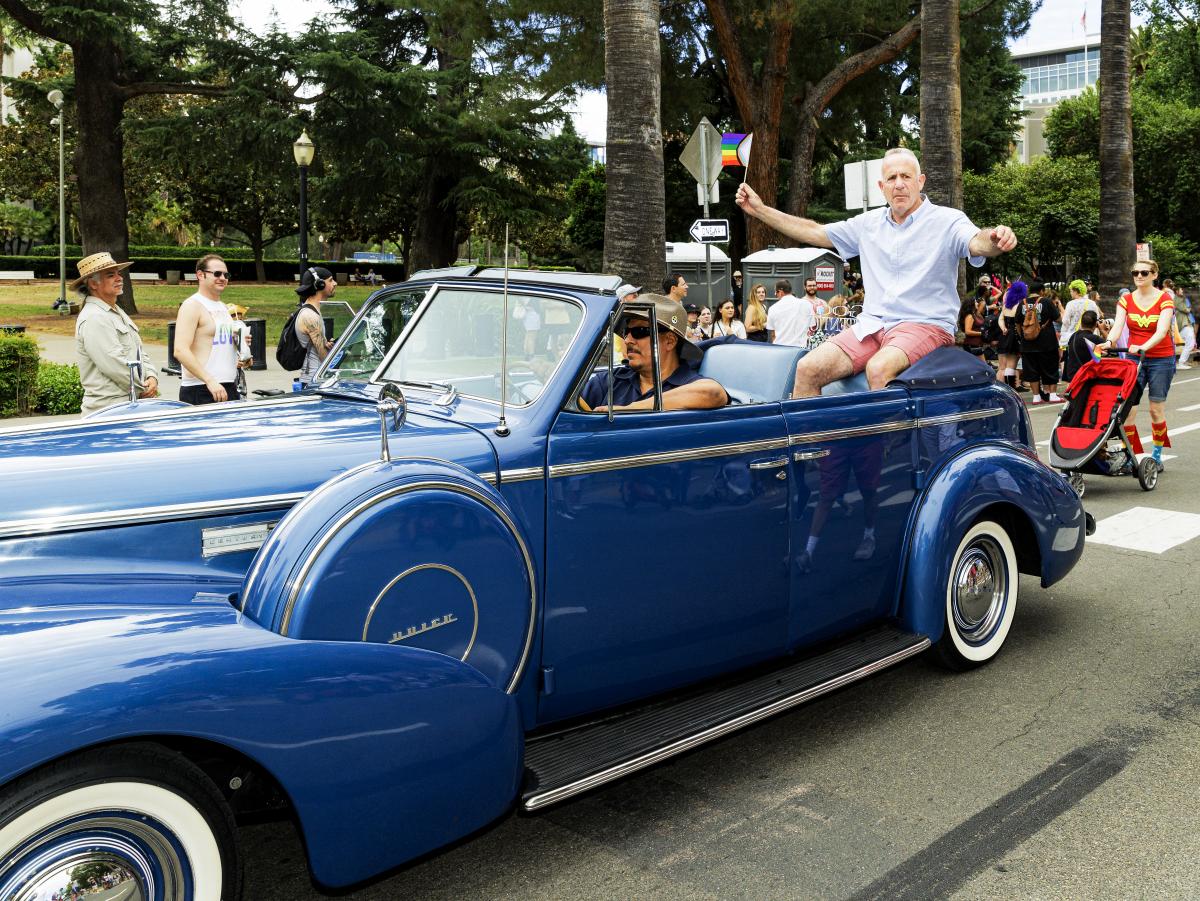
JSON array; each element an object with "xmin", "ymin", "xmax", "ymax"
[{"xmin": 495, "ymin": 224, "xmax": 511, "ymax": 437}]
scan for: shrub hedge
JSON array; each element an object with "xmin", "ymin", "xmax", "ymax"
[
  {"xmin": 0, "ymin": 335, "xmax": 40, "ymax": 417},
  {"xmin": 36, "ymin": 362, "xmax": 84, "ymax": 415}
]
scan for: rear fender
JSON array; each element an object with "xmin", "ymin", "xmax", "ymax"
[
  {"xmin": 0, "ymin": 603, "xmax": 522, "ymax": 889},
  {"xmin": 899, "ymin": 441, "xmax": 1086, "ymax": 640}
]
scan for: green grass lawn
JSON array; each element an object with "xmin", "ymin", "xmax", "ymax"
[{"xmin": 0, "ymin": 283, "xmax": 377, "ymax": 344}]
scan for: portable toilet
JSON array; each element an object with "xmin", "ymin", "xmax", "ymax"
[
  {"xmin": 664, "ymin": 241, "xmax": 731, "ymax": 313},
  {"xmin": 741, "ymin": 246, "xmax": 843, "ymax": 309}
]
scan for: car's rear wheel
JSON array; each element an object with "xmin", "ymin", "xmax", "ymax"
[
  {"xmin": 0, "ymin": 743, "xmax": 241, "ymax": 901},
  {"xmin": 933, "ymin": 520, "xmax": 1018, "ymax": 671}
]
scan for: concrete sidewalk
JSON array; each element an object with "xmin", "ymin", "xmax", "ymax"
[{"xmin": 2, "ymin": 330, "xmax": 300, "ymax": 429}]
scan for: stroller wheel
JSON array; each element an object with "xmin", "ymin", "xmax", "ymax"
[
  {"xmin": 1067, "ymin": 471, "xmax": 1085, "ymax": 498},
  {"xmin": 1137, "ymin": 456, "xmax": 1159, "ymax": 491}
]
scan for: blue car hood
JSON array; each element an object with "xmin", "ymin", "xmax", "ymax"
[{"xmin": 0, "ymin": 394, "xmax": 499, "ymax": 527}]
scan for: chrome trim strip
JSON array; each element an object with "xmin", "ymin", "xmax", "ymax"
[
  {"xmin": 788, "ymin": 419, "xmax": 916, "ymax": 445},
  {"xmin": 786, "ymin": 407, "xmax": 1004, "ymax": 447},
  {"xmin": 548, "ymin": 436, "xmax": 790, "ymax": 479},
  {"xmin": 279, "ymin": 480, "xmax": 538, "ymax": 695},
  {"xmin": 500, "ymin": 466, "xmax": 546, "ymax": 483},
  {"xmin": 916, "ymin": 407, "xmax": 1004, "ymax": 428},
  {"xmin": 793, "ymin": 449, "xmax": 831, "ymax": 462},
  {"xmin": 521, "ymin": 637, "xmax": 931, "ymax": 811},
  {"xmin": 748, "ymin": 457, "xmax": 788, "ymax": 470},
  {"xmin": 0, "ymin": 492, "xmax": 306, "ymax": 541},
  {"xmin": 0, "ymin": 396, "xmax": 322, "ymax": 436}
]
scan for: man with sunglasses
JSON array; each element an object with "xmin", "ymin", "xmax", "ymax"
[
  {"xmin": 579, "ymin": 294, "xmax": 727, "ymax": 412},
  {"xmin": 174, "ymin": 254, "xmax": 242, "ymax": 404}
]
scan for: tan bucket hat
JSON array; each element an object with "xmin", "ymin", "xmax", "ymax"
[
  {"xmin": 616, "ymin": 292, "xmax": 702, "ymax": 363},
  {"xmin": 70, "ymin": 252, "xmax": 133, "ymax": 290}
]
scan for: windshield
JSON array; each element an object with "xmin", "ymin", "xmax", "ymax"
[
  {"xmin": 377, "ymin": 287, "xmax": 585, "ymax": 405},
  {"xmin": 319, "ymin": 291, "xmax": 425, "ymax": 381}
]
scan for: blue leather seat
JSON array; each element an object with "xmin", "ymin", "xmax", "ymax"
[
  {"xmin": 698, "ymin": 341, "xmax": 807, "ymax": 404},
  {"xmin": 820, "ymin": 372, "xmax": 870, "ymax": 396}
]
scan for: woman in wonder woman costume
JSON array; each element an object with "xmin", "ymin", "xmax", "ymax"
[{"xmin": 1097, "ymin": 258, "xmax": 1176, "ymax": 471}]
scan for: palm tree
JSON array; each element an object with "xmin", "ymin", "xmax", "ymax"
[
  {"xmin": 1099, "ymin": 0, "xmax": 1135, "ymax": 307},
  {"xmin": 602, "ymin": 0, "xmax": 665, "ymax": 287},
  {"xmin": 919, "ymin": 0, "xmax": 963, "ymax": 211}
]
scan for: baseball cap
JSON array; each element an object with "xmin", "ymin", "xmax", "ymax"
[
  {"xmin": 616, "ymin": 293, "xmax": 702, "ymax": 363},
  {"xmin": 733, "ymin": 270, "xmax": 742, "ymax": 277},
  {"xmin": 615, "ymin": 283, "xmax": 641, "ymax": 301},
  {"xmin": 685, "ymin": 303, "xmax": 700, "ymax": 314}
]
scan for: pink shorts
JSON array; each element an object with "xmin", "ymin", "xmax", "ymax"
[{"xmin": 829, "ymin": 323, "xmax": 955, "ymax": 374}]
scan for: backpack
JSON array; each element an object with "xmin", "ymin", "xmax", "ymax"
[
  {"xmin": 276, "ymin": 304, "xmax": 312, "ymax": 371},
  {"xmin": 1021, "ymin": 302, "xmax": 1041, "ymax": 341}
]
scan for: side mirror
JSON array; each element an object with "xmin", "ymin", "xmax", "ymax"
[{"xmin": 376, "ymin": 382, "xmax": 407, "ymax": 462}]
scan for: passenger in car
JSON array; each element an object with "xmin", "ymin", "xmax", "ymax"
[
  {"xmin": 579, "ymin": 294, "xmax": 728, "ymax": 412},
  {"xmin": 736, "ymin": 147, "xmax": 1018, "ymax": 397}
]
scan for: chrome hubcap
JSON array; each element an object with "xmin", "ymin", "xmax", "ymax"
[
  {"xmin": 952, "ymin": 537, "xmax": 1007, "ymax": 643},
  {"xmin": 1, "ymin": 810, "xmax": 190, "ymax": 901},
  {"xmin": 5, "ymin": 852, "xmax": 143, "ymax": 901}
]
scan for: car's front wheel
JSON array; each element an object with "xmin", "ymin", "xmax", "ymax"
[
  {"xmin": 0, "ymin": 743, "xmax": 241, "ymax": 901},
  {"xmin": 933, "ymin": 520, "xmax": 1018, "ymax": 671}
]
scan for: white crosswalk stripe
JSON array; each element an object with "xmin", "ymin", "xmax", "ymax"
[{"xmin": 1088, "ymin": 506, "xmax": 1200, "ymax": 554}]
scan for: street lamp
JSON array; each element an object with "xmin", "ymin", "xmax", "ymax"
[
  {"xmin": 47, "ymin": 89, "xmax": 65, "ymax": 308},
  {"xmin": 293, "ymin": 129, "xmax": 315, "ymax": 275}
]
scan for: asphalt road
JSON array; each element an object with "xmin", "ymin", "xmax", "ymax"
[{"xmin": 240, "ymin": 376, "xmax": 1200, "ymax": 899}]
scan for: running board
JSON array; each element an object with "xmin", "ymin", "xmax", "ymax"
[{"xmin": 521, "ymin": 625, "xmax": 929, "ymax": 811}]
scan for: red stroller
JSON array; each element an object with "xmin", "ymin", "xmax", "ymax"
[{"xmin": 1048, "ymin": 352, "xmax": 1158, "ymax": 495}]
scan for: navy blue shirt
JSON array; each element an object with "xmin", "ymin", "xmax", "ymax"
[{"xmin": 581, "ymin": 360, "xmax": 703, "ymax": 409}]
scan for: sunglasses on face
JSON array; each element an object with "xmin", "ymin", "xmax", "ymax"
[
  {"xmin": 1130, "ymin": 269, "xmax": 1152, "ymax": 277},
  {"xmin": 623, "ymin": 325, "xmax": 654, "ymax": 340},
  {"xmin": 204, "ymin": 270, "xmax": 230, "ymax": 279}
]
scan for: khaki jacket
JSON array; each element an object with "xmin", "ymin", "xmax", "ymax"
[{"xmin": 75, "ymin": 296, "xmax": 158, "ymax": 416}]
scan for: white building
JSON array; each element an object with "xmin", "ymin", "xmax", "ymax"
[
  {"xmin": 1011, "ymin": 37, "xmax": 1099, "ymax": 162},
  {"xmin": 0, "ymin": 42, "xmax": 37, "ymax": 123}
]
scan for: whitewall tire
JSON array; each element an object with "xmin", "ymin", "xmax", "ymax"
[
  {"xmin": 0, "ymin": 743, "xmax": 240, "ymax": 900},
  {"xmin": 934, "ymin": 520, "xmax": 1018, "ymax": 670}
]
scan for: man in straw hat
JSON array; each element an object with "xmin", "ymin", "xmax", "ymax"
[
  {"xmin": 578, "ymin": 294, "xmax": 727, "ymax": 412},
  {"xmin": 73, "ymin": 252, "xmax": 159, "ymax": 416}
]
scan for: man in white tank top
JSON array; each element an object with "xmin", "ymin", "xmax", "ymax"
[{"xmin": 174, "ymin": 254, "xmax": 243, "ymax": 404}]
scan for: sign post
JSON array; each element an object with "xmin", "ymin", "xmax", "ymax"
[{"xmin": 680, "ymin": 118, "xmax": 724, "ymax": 312}]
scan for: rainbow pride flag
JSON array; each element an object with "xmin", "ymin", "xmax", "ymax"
[{"xmin": 722, "ymin": 133, "xmax": 746, "ymax": 167}]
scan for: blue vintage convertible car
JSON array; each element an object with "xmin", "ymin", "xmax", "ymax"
[{"xmin": 0, "ymin": 268, "xmax": 1088, "ymax": 898}]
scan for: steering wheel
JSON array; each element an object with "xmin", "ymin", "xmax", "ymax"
[{"xmin": 577, "ymin": 394, "xmax": 592, "ymax": 413}]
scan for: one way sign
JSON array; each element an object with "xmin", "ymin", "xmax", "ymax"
[{"xmin": 689, "ymin": 218, "xmax": 729, "ymax": 244}]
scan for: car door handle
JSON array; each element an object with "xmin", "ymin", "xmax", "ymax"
[
  {"xmin": 749, "ymin": 456, "xmax": 789, "ymax": 470},
  {"xmin": 793, "ymin": 449, "xmax": 831, "ymax": 462}
]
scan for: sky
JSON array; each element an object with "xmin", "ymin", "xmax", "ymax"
[{"xmin": 232, "ymin": 0, "xmax": 1128, "ymax": 147}]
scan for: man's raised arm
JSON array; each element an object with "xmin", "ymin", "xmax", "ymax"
[
  {"xmin": 735, "ymin": 183, "xmax": 834, "ymax": 249},
  {"xmin": 968, "ymin": 225, "xmax": 1018, "ymax": 258}
]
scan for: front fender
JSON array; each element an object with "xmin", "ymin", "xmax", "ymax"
[
  {"xmin": 899, "ymin": 441, "xmax": 1086, "ymax": 640},
  {"xmin": 0, "ymin": 602, "xmax": 522, "ymax": 888}
]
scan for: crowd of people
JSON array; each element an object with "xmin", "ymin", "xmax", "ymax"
[{"xmin": 955, "ymin": 271, "xmax": 1196, "ymax": 400}]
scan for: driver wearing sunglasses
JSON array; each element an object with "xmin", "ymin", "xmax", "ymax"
[{"xmin": 579, "ymin": 294, "xmax": 728, "ymax": 412}]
